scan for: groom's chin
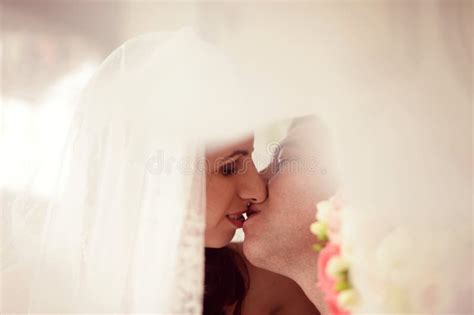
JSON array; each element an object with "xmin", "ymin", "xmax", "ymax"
[{"xmin": 242, "ymin": 236, "xmax": 269, "ymax": 269}]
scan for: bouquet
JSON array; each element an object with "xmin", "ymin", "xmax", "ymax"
[
  {"xmin": 311, "ymin": 197, "xmax": 356, "ymax": 315},
  {"xmin": 311, "ymin": 196, "xmax": 472, "ymax": 315}
]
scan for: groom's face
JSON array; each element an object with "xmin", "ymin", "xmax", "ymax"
[{"xmin": 243, "ymin": 117, "xmax": 336, "ymax": 268}]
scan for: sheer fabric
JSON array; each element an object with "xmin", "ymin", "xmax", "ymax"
[{"xmin": 2, "ymin": 29, "xmax": 248, "ymax": 314}]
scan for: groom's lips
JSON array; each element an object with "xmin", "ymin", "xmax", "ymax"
[{"xmin": 242, "ymin": 205, "xmax": 261, "ymax": 226}]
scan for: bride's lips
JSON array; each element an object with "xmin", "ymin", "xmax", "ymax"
[
  {"xmin": 227, "ymin": 205, "xmax": 262, "ymax": 229},
  {"xmin": 226, "ymin": 210, "xmax": 246, "ymax": 228}
]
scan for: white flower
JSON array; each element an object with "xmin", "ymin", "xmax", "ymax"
[
  {"xmin": 316, "ymin": 200, "xmax": 331, "ymax": 223},
  {"xmin": 326, "ymin": 256, "xmax": 350, "ymax": 279},
  {"xmin": 310, "ymin": 221, "xmax": 328, "ymax": 240},
  {"xmin": 337, "ymin": 289, "xmax": 358, "ymax": 309}
]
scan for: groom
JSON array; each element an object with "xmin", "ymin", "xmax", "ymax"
[{"xmin": 242, "ymin": 116, "xmax": 338, "ymax": 314}]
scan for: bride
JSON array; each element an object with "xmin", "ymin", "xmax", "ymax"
[{"xmin": 204, "ymin": 136, "xmax": 318, "ymax": 314}]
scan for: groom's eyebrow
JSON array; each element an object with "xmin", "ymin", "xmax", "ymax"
[{"xmin": 279, "ymin": 139, "xmax": 296, "ymax": 150}]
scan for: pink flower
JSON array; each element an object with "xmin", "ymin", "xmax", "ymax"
[
  {"xmin": 326, "ymin": 294, "xmax": 350, "ymax": 315},
  {"xmin": 318, "ymin": 243, "xmax": 339, "ymax": 292},
  {"xmin": 317, "ymin": 242, "xmax": 350, "ymax": 315}
]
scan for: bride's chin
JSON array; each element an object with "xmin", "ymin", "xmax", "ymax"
[{"xmin": 204, "ymin": 229, "xmax": 236, "ymax": 248}]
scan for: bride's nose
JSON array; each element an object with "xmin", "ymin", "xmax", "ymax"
[{"xmin": 238, "ymin": 161, "xmax": 267, "ymax": 203}]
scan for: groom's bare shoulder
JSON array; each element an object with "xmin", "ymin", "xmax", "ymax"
[{"xmin": 228, "ymin": 242, "xmax": 319, "ymax": 315}]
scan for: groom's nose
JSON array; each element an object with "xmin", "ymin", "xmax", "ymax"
[{"xmin": 238, "ymin": 161, "xmax": 267, "ymax": 203}]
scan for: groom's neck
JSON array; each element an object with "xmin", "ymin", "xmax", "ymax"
[{"xmin": 276, "ymin": 248, "xmax": 328, "ymax": 315}]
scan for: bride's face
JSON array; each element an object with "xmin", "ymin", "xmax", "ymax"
[{"xmin": 205, "ymin": 135, "xmax": 267, "ymax": 248}]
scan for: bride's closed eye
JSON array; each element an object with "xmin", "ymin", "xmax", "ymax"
[
  {"xmin": 216, "ymin": 148, "xmax": 253, "ymax": 177},
  {"xmin": 218, "ymin": 154, "xmax": 245, "ymax": 177},
  {"xmin": 220, "ymin": 160, "xmax": 238, "ymax": 176}
]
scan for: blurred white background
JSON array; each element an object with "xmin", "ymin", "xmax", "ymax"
[{"xmin": 0, "ymin": 2, "xmax": 274, "ymax": 199}]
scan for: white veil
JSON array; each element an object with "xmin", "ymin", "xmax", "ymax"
[
  {"xmin": 2, "ymin": 2, "xmax": 472, "ymax": 314},
  {"xmin": 2, "ymin": 29, "xmax": 274, "ymax": 313}
]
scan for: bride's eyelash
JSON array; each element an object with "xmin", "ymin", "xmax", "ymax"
[
  {"xmin": 219, "ymin": 160, "xmax": 243, "ymax": 176},
  {"xmin": 219, "ymin": 160, "xmax": 238, "ymax": 176}
]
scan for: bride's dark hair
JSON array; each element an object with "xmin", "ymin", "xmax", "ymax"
[{"xmin": 204, "ymin": 247, "xmax": 249, "ymax": 315}]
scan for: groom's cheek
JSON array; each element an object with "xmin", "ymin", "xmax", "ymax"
[{"xmin": 268, "ymin": 174, "xmax": 298, "ymax": 213}]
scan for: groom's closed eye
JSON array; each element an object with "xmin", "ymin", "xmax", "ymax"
[
  {"xmin": 259, "ymin": 155, "xmax": 279, "ymax": 182},
  {"xmin": 259, "ymin": 139, "xmax": 300, "ymax": 180}
]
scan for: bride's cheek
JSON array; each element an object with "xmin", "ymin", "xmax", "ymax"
[
  {"xmin": 206, "ymin": 182, "xmax": 231, "ymax": 227},
  {"xmin": 205, "ymin": 197, "xmax": 222, "ymax": 228}
]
